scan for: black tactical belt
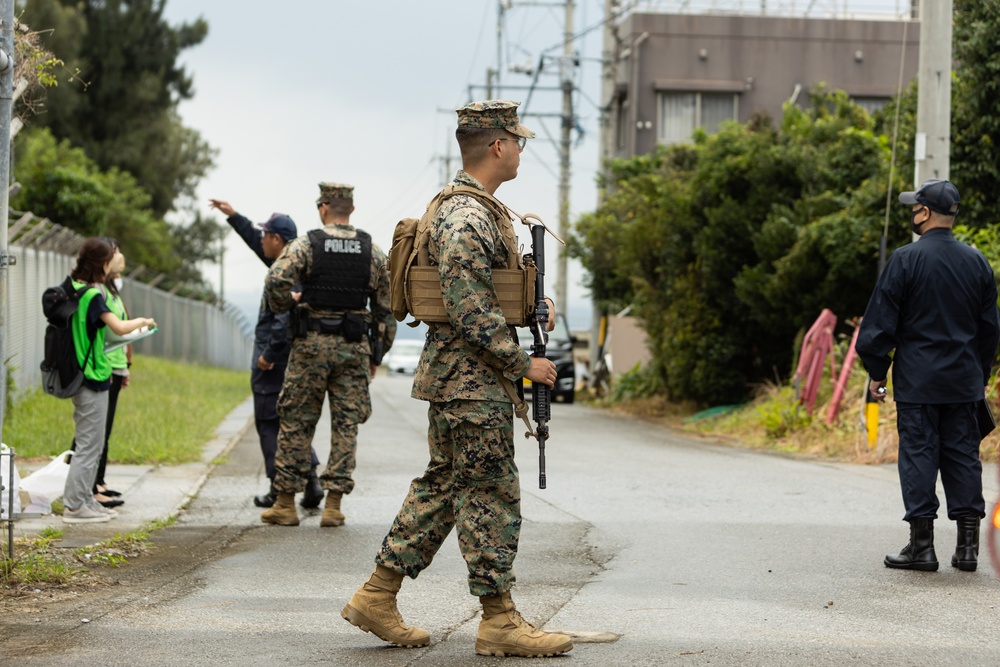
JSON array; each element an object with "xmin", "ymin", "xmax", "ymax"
[{"xmin": 305, "ymin": 318, "xmax": 343, "ymax": 335}]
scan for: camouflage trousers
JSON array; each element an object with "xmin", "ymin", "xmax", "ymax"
[
  {"xmin": 272, "ymin": 331, "xmax": 372, "ymax": 495},
  {"xmin": 376, "ymin": 399, "xmax": 520, "ymax": 597}
]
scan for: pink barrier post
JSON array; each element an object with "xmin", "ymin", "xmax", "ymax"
[{"xmin": 825, "ymin": 321, "xmax": 861, "ymax": 425}]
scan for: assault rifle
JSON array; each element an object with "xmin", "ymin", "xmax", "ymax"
[
  {"xmin": 516, "ymin": 213, "xmax": 563, "ymax": 490},
  {"xmin": 527, "ymin": 222, "xmax": 551, "ymax": 489}
]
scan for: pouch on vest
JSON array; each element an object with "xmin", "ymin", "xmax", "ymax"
[
  {"xmin": 342, "ymin": 312, "xmax": 366, "ymax": 343},
  {"xmin": 388, "ymin": 186, "xmax": 535, "ymax": 325}
]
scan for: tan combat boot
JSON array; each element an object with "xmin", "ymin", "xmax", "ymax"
[
  {"xmin": 260, "ymin": 491, "xmax": 299, "ymax": 526},
  {"xmin": 341, "ymin": 565, "xmax": 430, "ymax": 648},
  {"xmin": 320, "ymin": 491, "xmax": 345, "ymax": 527},
  {"xmin": 476, "ymin": 592, "xmax": 573, "ymax": 658}
]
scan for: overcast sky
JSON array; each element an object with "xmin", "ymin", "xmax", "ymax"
[
  {"xmin": 161, "ymin": 0, "xmax": 606, "ymax": 332},
  {"xmin": 160, "ymin": 1, "xmax": 907, "ymax": 333}
]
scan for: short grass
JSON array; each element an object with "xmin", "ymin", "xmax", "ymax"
[{"xmin": 3, "ymin": 355, "xmax": 249, "ymax": 465}]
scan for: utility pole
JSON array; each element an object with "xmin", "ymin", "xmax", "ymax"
[
  {"xmin": 555, "ymin": 0, "xmax": 574, "ymax": 320},
  {"xmin": 439, "ymin": 136, "xmax": 456, "ymax": 187},
  {"xmin": 0, "ymin": 0, "xmax": 15, "ymax": 440},
  {"xmin": 591, "ymin": 0, "xmax": 617, "ymax": 382},
  {"xmin": 912, "ymin": 0, "xmax": 952, "ymax": 207},
  {"xmin": 496, "ymin": 0, "xmax": 505, "ymax": 98}
]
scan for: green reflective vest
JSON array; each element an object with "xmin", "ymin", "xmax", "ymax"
[
  {"xmin": 71, "ymin": 280, "xmax": 112, "ymax": 383},
  {"xmin": 101, "ymin": 285, "xmax": 128, "ymax": 371}
]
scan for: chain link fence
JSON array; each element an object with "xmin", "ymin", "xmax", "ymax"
[{"xmin": 5, "ymin": 216, "xmax": 252, "ymax": 400}]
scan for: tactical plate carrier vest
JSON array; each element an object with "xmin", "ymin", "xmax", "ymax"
[{"xmin": 301, "ymin": 228, "xmax": 372, "ymax": 311}]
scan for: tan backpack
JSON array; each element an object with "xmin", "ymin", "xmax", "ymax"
[{"xmin": 388, "ymin": 185, "xmax": 536, "ymax": 326}]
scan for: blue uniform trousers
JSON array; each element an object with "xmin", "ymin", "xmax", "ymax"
[{"xmin": 895, "ymin": 401, "xmax": 985, "ymax": 521}]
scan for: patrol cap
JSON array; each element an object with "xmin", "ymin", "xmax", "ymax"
[
  {"xmin": 456, "ymin": 100, "xmax": 536, "ymax": 139},
  {"xmin": 317, "ymin": 182, "xmax": 354, "ymax": 204},
  {"xmin": 899, "ymin": 179, "xmax": 960, "ymax": 216},
  {"xmin": 259, "ymin": 213, "xmax": 297, "ymax": 242}
]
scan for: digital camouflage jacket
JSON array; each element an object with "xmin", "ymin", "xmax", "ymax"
[
  {"xmin": 411, "ymin": 170, "xmax": 532, "ymax": 403},
  {"xmin": 265, "ymin": 223, "xmax": 396, "ymax": 353}
]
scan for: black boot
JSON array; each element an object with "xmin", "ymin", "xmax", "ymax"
[
  {"xmin": 885, "ymin": 518, "xmax": 938, "ymax": 571},
  {"xmin": 253, "ymin": 483, "xmax": 277, "ymax": 508},
  {"xmin": 300, "ymin": 468, "xmax": 324, "ymax": 509},
  {"xmin": 951, "ymin": 516, "xmax": 980, "ymax": 572}
]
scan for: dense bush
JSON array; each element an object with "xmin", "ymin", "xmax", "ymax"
[{"xmin": 573, "ymin": 90, "xmax": 912, "ymax": 405}]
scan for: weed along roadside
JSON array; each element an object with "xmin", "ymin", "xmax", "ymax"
[
  {"xmin": 1, "ymin": 519, "xmax": 174, "ymax": 594},
  {"xmin": 587, "ymin": 361, "xmax": 1000, "ymax": 466},
  {"xmin": 1, "ymin": 355, "xmax": 253, "ymax": 595}
]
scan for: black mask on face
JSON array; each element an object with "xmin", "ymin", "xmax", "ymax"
[{"xmin": 910, "ymin": 207, "xmax": 928, "ymax": 236}]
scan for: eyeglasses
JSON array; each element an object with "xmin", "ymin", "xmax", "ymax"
[{"xmin": 493, "ymin": 137, "xmax": 526, "ymax": 152}]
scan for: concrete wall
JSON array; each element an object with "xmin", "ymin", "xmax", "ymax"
[{"xmin": 607, "ymin": 315, "xmax": 652, "ymax": 377}]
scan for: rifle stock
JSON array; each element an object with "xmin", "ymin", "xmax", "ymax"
[{"xmin": 528, "ymin": 224, "xmax": 550, "ymax": 490}]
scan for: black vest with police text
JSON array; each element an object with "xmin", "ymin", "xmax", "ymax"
[{"xmin": 301, "ymin": 228, "xmax": 373, "ymax": 311}]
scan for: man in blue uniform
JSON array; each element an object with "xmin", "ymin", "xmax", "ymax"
[
  {"xmin": 210, "ymin": 199, "xmax": 323, "ymax": 509},
  {"xmin": 856, "ymin": 179, "xmax": 1000, "ymax": 573}
]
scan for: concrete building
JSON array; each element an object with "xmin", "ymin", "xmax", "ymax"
[{"xmin": 606, "ymin": 9, "xmax": 919, "ymax": 159}]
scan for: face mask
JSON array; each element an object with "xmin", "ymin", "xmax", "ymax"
[
  {"xmin": 113, "ymin": 277, "xmax": 124, "ymax": 290},
  {"xmin": 910, "ymin": 208, "xmax": 927, "ymax": 236}
]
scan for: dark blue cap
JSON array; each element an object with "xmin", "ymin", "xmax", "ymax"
[
  {"xmin": 260, "ymin": 213, "xmax": 297, "ymax": 241},
  {"xmin": 899, "ymin": 179, "xmax": 960, "ymax": 216}
]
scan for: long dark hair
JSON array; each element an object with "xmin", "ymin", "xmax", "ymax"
[
  {"xmin": 70, "ymin": 237, "xmax": 115, "ymax": 286},
  {"xmin": 100, "ymin": 236, "xmax": 121, "ymax": 297}
]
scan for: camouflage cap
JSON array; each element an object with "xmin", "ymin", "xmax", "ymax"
[
  {"xmin": 456, "ymin": 100, "xmax": 536, "ymax": 139},
  {"xmin": 317, "ymin": 182, "xmax": 354, "ymax": 204}
]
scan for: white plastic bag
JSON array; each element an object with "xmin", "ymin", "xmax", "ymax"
[
  {"xmin": 19, "ymin": 450, "xmax": 72, "ymax": 515},
  {"xmin": 0, "ymin": 444, "xmax": 21, "ymax": 518}
]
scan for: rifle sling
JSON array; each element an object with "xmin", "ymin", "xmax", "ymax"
[{"xmin": 493, "ymin": 368, "xmax": 536, "ymax": 439}]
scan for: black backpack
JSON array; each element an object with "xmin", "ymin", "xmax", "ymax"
[{"xmin": 40, "ymin": 276, "xmax": 95, "ymax": 399}]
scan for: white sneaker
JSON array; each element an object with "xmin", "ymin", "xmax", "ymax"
[
  {"xmin": 89, "ymin": 502, "xmax": 118, "ymax": 518},
  {"xmin": 63, "ymin": 505, "xmax": 111, "ymax": 524}
]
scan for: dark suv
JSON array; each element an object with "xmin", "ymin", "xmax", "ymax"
[{"xmin": 515, "ymin": 314, "xmax": 576, "ymax": 404}]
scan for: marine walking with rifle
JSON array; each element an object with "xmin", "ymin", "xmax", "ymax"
[
  {"xmin": 341, "ymin": 100, "xmax": 571, "ymax": 658},
  {"xmin": 261, "ymin": 182, "xmax": 396, "ymax": 528}
]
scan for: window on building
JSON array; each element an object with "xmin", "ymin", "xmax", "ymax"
[
  {"xmin": 852, "ymin": 97, "xmax": 890, "ymax": 116},
  {"xmin": 616, "ymin": 100, "xmax": 628, "ymax": 151},
  {"xmin": 657, "ymin": 91, "xmax": 738, "ymax": 145}
]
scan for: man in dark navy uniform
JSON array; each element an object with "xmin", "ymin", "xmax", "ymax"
[
  {"xmin": 209, "ymin": 198, "xmax": 324, "ymax": 509},
  {"xmin": 856, "ymin": 179, "xmax": 1000, "ymax": 573}
]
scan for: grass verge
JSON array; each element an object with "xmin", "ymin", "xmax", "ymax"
[
  {"xmin": 0, "ymin": 516, "xmax": 178, "ymax": 594},
  {"xmin": 3, "ymin": 354, "xmax": 249, "ymax": 465},
  {"xmin": 590, "ymin": 363, "xmax": 1000, "ymax": 465}
]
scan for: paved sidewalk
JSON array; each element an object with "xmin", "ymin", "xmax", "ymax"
[{"xmin": 8, "ymin": 396, "xmax": 254, "ymax": 549}]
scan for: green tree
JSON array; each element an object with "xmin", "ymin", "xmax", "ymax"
[
  {"xmin": 12, "ymin": 127, "xmax": 178, "ymax": 273},
  {"xmin": 573, "ymin": 90, "xmax": 903, "ymax": 405},
  {"xmin": 18, "ymin": 0, "xmax": 215, "ymax": 217},
  {"xmin": 952, "ymin": 0, "xmax": 1000, "ymax": 227}
]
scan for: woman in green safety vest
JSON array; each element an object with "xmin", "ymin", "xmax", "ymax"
[{"xmin": 62, "ymin": 238, "xmax": 156, "ymax": 525}]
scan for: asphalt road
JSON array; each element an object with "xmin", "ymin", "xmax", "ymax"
[{"xmin": 4, "ymin": 374, "xmax": 1000, "ymax": 666}]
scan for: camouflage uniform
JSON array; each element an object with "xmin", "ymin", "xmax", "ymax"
[
  {"xmin": 266, "ymin": 183, "xmax": 396, "ymax": 497},
  {"xmin": 376, "ymin": 162, "xmax": 534, "ymax": 597}
]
